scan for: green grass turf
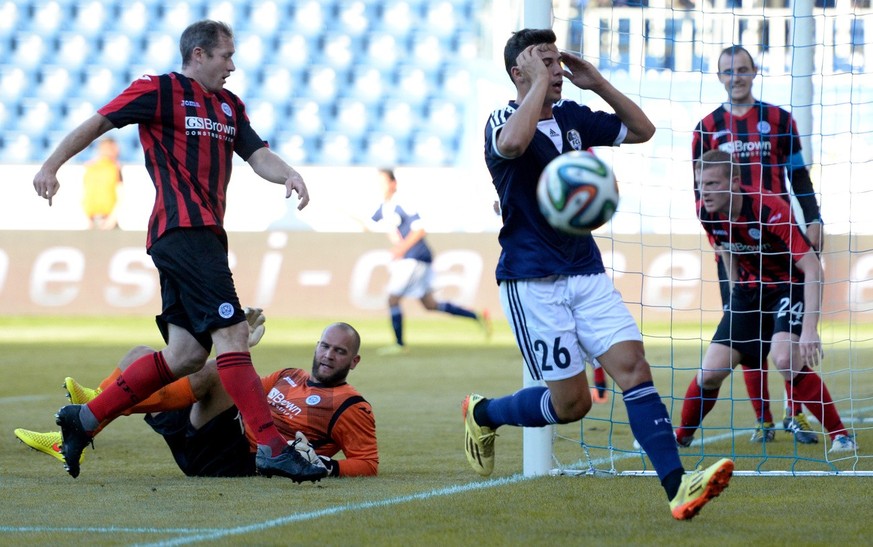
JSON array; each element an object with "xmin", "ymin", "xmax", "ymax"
[{"xmin": 0, "ymin": 315, "xmax": 871, "ymax": 545}]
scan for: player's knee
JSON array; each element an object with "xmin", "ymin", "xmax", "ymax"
[
  {"xmin": 699, "ymin": 369, "xmax": 728, "ymax": 390},
  {"xmin": 554, "ymin": 396, "xmax": 592, "ymax": 423}
]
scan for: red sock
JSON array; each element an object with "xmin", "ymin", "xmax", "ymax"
[
  {"xmin": 676, "ymin": 379, "xmax": 720, "ymax": 438},
  {"xmin": 215, "ymin": 352, "xmax": 285, "ymax": 455},
  {"xmin": 88, "ymin": 352, "xmax": 175, "ymax": 423},
  {"xmin": 742, "ymin": 362, "xmax": 772, "ymax": 423},
  {"xmin": 787, "ymin": 367, "xmax": 847, "ymax": 439},
  {"xmin": 593, "ymin": 366, "xmax": 606, "ymax": 386}
]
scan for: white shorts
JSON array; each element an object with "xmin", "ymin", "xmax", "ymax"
[
  {"xmin": 387, "ymin": 258, "xmax": 433, "ymax": 298},
  {"xmin": 499, "ymin": 273, "xmax": 642, "ymax": 382}
]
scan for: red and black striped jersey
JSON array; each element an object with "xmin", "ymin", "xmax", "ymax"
[
  {"xmin": 253, "ymin": 368, "xmax": 378, "ymax": 478},
  {"xmin": 98, "ymin": 72, "xmax": 266, "ymax": 249},
  {"xmin": 691, "ymin": 101, "xmax": 802, "ymax": 200},
  {"xmin": 699, "ymin": 189, "xmax": 812, "ymax": 286}
]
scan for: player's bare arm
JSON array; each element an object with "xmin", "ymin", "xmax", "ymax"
[
  {"xmin": 496, "ymin": 44, "xmax": 553, "ymax": 158},
  {"xmin": 560, "ymin": 52, "xmax": 655, "ymax": 144},
  {"xmin": 796, "ymin": 250, "xmax": 824, "ymax": 367},
  {"xmin": 247, "ymin": 147, "xmax": 310, "ymax": 210},
  {"xmin": 33, "ymin": 114, "xmax": 114, "ymax": 206}
]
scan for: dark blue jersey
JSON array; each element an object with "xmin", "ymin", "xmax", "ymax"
[
  {"xmin": 371, "ymin": 198, "xmax": 433, "ymax": 263},
  {"xmin": 484, "ymin": 99, "xmax": 623, "ymax": 281}
]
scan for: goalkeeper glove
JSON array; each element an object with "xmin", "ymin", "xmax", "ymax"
[
  {"xmin": 291, "ymin": 431, "xmax": 339, "ymax": 477},
  {"xmin": 243, "ymin": 307, "xmax": 266, "ymax": 347}
]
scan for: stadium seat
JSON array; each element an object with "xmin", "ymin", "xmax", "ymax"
[
  {"xmin": 35, "ymin": 65, "xmax": 74, "ymax": 103},
  {"xmin": 98, "ymin": 34, "xmax": 135, "ymax": 72},
  {"xmin": 61, "ymin": 99, "xmax": 97, "ymax": 131},
  {"xmin": 158, "ymin": 1, "xmax": 200, "ymax": 38},
  {"xmin": 56, "ymin": 33, "xmax": 92, "ymax": 72},
  {"xmin": 409, "ymin": 32, "xmax": 445, "ymax": 71},
  {"xmin": 0, "ymin": 65, "xmax": 29, "ymax": 105},
  {"xmin": 362, "ymin": 132, "xmax": 401, "ymax": 167},
  {"xmin": 231, "ymin": 33, "xmax": 266, "ymax": 73},
  {"xmin": 245, "ymin": 99, "xmax": 279, "ymax": 142},
  {"xmin": 394, "ymin": 65, "xmax": 432, "ymax": 107},
  {"xmin": 27, "ymin": 1, "xmax": 66, "ymax": 36},
  {"xmin": 81, "ymin": 65, "xmax": 123, "ymax": 106},
  {"xmin": 305, "ymin": 66, "xmax": 340, "ymax": 105},
  {"xmin": 376, "ymin": 0, "xmax": 416, "ymax": 37},
  {"xmin": 205, "ymin": 0, "xmax": 242, "ymax": 28},
  {"xmin": 333, "ymin": 98, "xmax": 371, "ymax": 139},
  {"xmin": 289, "ymin": 99, "xmax": 325, "ymax": 138},
  {"xmin": 440, "ymin": 64, "xmax": 474, "ymax": 102},
  {"xmin": 410, "ymin": 132, "xmax": 450, "ymax": 166},
  {"xmin": 276, "ymin": 34, "xmax": 312, "ymax": 73},
  {"xmin": 117, "ymin": 1, "xmax": 151, "ymax": 40},
  {"xmin": 0, "ymin": 1, "xmax": 22, "ymax": 38},
  {"xmin": 246, "ymin": 1, "xmax": 282, "ymax": 38},
  {"xmin": 424, "ymin": 99, "xmax": 462, "ymax": 139},
  {"xmin": 11, "ymin": 33, "xmax": 47, "ymax": 72},
  {"xmin": 142, "ymin": 33, "xmax": 179, "ymax": 74},
  {"xmin": 274, "ymin": 132, "xmax": 312, "ymax": 166},
  {"xmin": 17, "ymin": 99, "xmax": 54, "ymax": 139},
  {"xmin": 256, "ymin": 65, "xmax": 297, "ymax": 103},
  {"xmin": 323, "ymin": 33, "xmax": 357, "ymax": 71},
  {"xmin": 0, "ymin": 132, "xmax": 36, "ymax": 164},
  {"xmin": 379, "ymin": 101, "xmax": 417, "ymax": 140},
  {"xmin": 290, "ymin": 0, "xmax": 325, "ymax": 38},
  {"xmin": 317, "ymin": 132, "xmax": 356, "ymax": 166},
  {"xmin": 347, "ymin": 65, "xmax": 386, "ymax": 106},
  {"xmin": 336, "ymin": 0, "xmax": 370, "ymax": 37},
  {"xmin": 73, "ymin": 0, "xmax": 109, "ymax": 38},
  {"xmin": 423, "ymin": 1, "xmax": 459, "ymax": 38},
  {"xmin": 364, "ymin": 34, "xmax": 400, "ymax": 72}
]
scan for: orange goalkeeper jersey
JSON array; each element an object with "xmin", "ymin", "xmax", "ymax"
[{"xmin": 245, "ymin": 368, "xmax": 378, "ymax": 477}]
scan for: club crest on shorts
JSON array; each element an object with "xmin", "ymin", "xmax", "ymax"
[{"xmin": 218, "ymin": 303, "xmax": 234, "ymax": 318}]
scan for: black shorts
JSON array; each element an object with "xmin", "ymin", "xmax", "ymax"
[
  {"xmin": 144, "ymin": 405, "xmax": 256, "ymax": 477},
  {"xmin": 149, "ymin": 228, "xmax": 246, "ymax": 352},
  {"xmin": 712, "ymin": 283, "xmax": 805, "ymax": 364}
]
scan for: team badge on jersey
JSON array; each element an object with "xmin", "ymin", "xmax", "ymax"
[
  {"xmin": 567, "ymin": 129, "xmax": 582, "ymax": 151},
  {"xmin": 748, "ymin": 228, "xmax": 762, "ymax": 240},
  {"xmin": 221, "ymin": 103, "xmax": 233, "ymax": 117},
  {"xmin": 757, "ymin": 121, "xmax": 771, "ymax": 134},
  {"xmin": 306, "ymin": 395, "xmax": 321, "ymax": 406}
]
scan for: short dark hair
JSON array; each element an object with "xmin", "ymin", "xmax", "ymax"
[
  {"xmin": 699, "ymin": 149, "xmax": 734, "ymax": 179},
  {"xmin": 503, "ymin": 28, "xmax": 557, "ymax": 79},
  {"xmin": 378, "ymin": 168, "xmax": 396, "ymax": 182},
  {"xmin": 717, "ymin": 45, "xmax": 755, "ymax": 71},
  {"xmin": 180, "ymin": 20, "xmax": 233, "ymax": 67}
]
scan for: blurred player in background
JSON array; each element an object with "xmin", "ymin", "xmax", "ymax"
[
  {"xmin": 370, "ymin": 168, "xmax": 491, "ymax": 355},
  {"xmin": 81, "ymin": 136, "xmax": 123, "ymax": 230},
  {"xmin": 675, "ymin": 150, "xmax": 855, "ymax": 454},
  {"xmin": 16, "ymin": 313, "xmax": 378, "ymax": 478},
  {"xmin": 692, "ymin": 45, "xmax": 822, "ymax": 444},
  {"xmin": 31, "ymin": 19, "xmax": 324, "ymax": 483},
  {"xmin": 463, "ymin": 28, "xmax": 733, "ymax": 520}
]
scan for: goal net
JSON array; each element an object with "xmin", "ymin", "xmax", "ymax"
[{"xmin": 521, "ymin": 0, "xmax": 873, "ymax": 476}]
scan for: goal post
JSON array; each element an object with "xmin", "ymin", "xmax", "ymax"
[{"xmin": 512, "ymin": 0, "xmax": 873, "ymax": 477}]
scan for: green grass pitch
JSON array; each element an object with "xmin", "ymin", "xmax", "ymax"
[{"xmin": 0, "ymin": 315, "xmax": 871, "ymax": 545}]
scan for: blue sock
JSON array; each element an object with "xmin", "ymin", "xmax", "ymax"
[
  {"xmin": 624, "ymin": 381, "xmax": 684, "ymax": 492},
  {"xmin": 437, "ymin": 302, "xmax": 477, "ymax": 319},
  {"xmin": 390, "ymin": 305, "xmax": 403, "ymax": 345},
  {"xmin": 479, "ymin": 387, "xmax": 559, "ymax": 428}
]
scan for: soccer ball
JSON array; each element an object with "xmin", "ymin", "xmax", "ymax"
[{"xmin": 536, "ymin": 150, "xmax": 619, "ymax": 236}]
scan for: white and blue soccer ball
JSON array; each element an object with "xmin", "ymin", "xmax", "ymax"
[{"xmin": 536, "ymin": 150, "xmax": 619, "ymax": 236}]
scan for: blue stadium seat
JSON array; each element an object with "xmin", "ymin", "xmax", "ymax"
[
  {"xmin": 317, "ymin": 132, "xmax": 357, "ymax": 166},
  {"xmin": 409, "ymin": 32, "xmax": 445, "ymax": 72},
  {"xmin": 336, "ymin": 0, "xmax": 370, "ymax": 37},
  {"xmin": 305, "ymin": 66, "xmax": 340, "ymax": 105},
  {"xmin": 410, "ymin": 131, "xmax": 451, "ymax": 166},
  {"xmin": 205, "ymin": 0, "xmax": 244, "ymax": 29},
  {"xmin": 0, "ymin": 132, "xmax": 37, "ymax": 164},
  {"xmin": 347, "ymin": 65, "xmax": 386, "ymax": 106},
  {"xmin": 98, "ymin": 33, "xmax": 135, "ymax": 72},
  {"xmin": 323, "ymin": 33, "xmax": 357, "ymax": 71},
  {"xmin": 273, "ymin": 132, "xmax": 312, "ymax": 166},
  {"xmin": 333, "ymin": 98, "xmax": 371, "ymax": 139},
  {"xmin": 424, "ymin": 99, "xmax": 462, "ymax": 139},
  {"xmin": 35, "ymin": 65, "xmax": 74, "ymax": 103},
  {"xmin": 73, "ymin": 0, "xmax": 109, "ymax": 38},
  {"xmin": 17, "ymin": 99, "xmax": 54, "ymax": 138},
  {"xmin": 0, "ymin": 1, "xmax": 22, "ymax": 38},
  {"xmin": 158, "ymin": 1, "xmax": 201, "ymax": 38},
  {"xmin": 362, "ymin": 132, "xmax": 401, "ymax": 167},
  {"xmin": 245, "ymin": 99, "xmax": 279, "ymax": 142},
  {"xmin": 0, "ymin": 65, "xmax": 29, "ymax": 105},
  {"xmin": 439, "ymin": 64, "xmax": 474, "ymax": 102},
  {"xmin": 364, "ymin": 34, "xmax": 401, "ymax": 72},
  {"xmin": 423, "ymin": 1, "xmax": 459, "ymax": 38},
  {"xmin": 11, "ymin": 33, "xmax": 48, "ymax": 72},
  {"xmin": 142, "ymin": 33, "xmax": 179, "ymax": 74},
  {"xmin": 256, "ymin": 65, "xmax": 297, "ymax": 103},
  {"xmin": 81, "ymin": 65, "xmax": 123, "ymax": 106},
  {"xmin": 378, "ymin": 100, "xmax": 417, "ymax": 139},
  {"xmin": 230, "ymin": 33, "xmax": 266, "ymax": 73},
  {"xmin": 393, "ymin": 65, "xmax": 432, "ymax": 107},
  {"xmin": 376, "ymin": 0, "xmax": 417, "ymax": 37},
  {"xmin": 276, "ymin": 34, "xmax": 312, "ymax": 73},
  {"xmin": 56, "ymin": 33, "xmax": 92, "ymax": 72},
  {"xmin": 27, "ymin": 1, "xmax": 67, "ymax": 36},
  {"xmin": 290, "ymin": 0, "xmax": 325, "ymax": 38},
  {"xmin": 289, "ymin": 99, "xmax": 325, "ymax": 138},
  {"xmin": 245, "ymin": 1, "xmax": 283, "ymax": 38},
  {"xmin": 61, "ymin": 99, "xmax": 97, "ymax": 131},
  {"xmin": 117, "ymin": 1, "xmax": 152, "ymax": 40}
]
